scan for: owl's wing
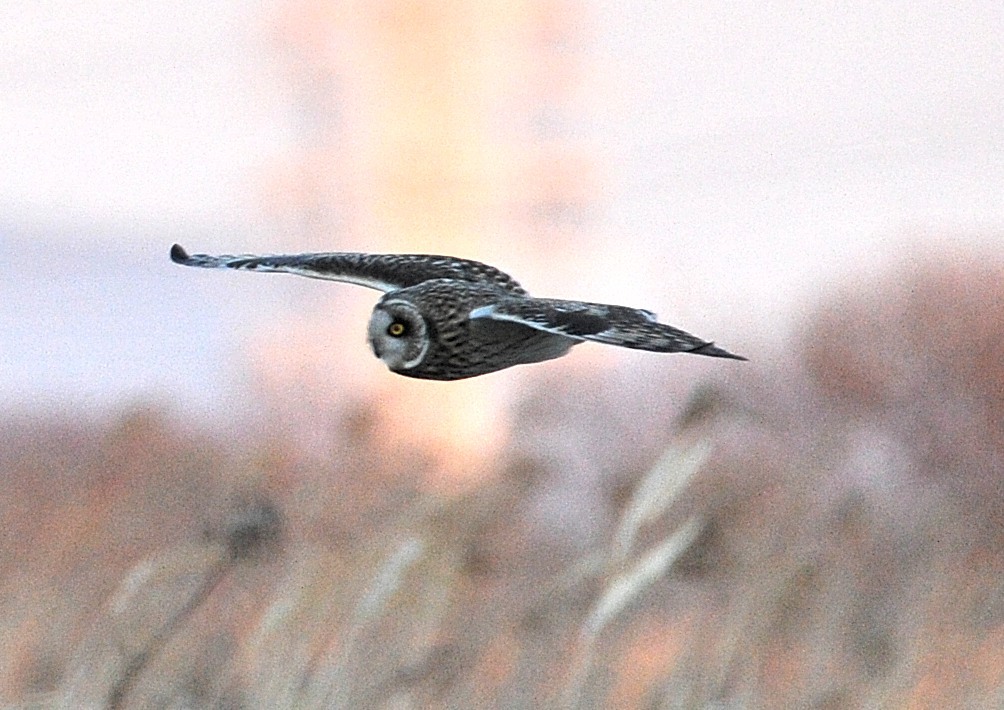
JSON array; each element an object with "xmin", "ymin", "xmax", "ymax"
[
  {"xmin": 470, "ymin": 297, "xmax": 746, "ymax": 360},
  {"xmin": 170, "ymin": 244, "xmax": 527, "ymax": 295}
]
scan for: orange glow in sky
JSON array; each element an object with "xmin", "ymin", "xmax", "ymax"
[{"xmin": 253, "ymin": 1, "xmax": 598, "ymax": 485}]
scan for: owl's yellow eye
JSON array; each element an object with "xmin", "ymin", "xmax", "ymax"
[{"xmin": 387, "ymin": 321, "xmax": 407, "ymax": 337}]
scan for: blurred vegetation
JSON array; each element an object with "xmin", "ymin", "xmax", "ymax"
[{"xmin": 3, "ymin": 249, "xmax": 1004, "ymax": 708}]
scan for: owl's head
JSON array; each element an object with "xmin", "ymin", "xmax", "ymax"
[{"xmin": 367, "ymin": 299, "xmax": 430, "ymax": 373}]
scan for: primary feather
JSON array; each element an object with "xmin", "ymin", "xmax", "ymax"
[
  {"xmin": 170, "ymin": 244, "xmax": 527, "ymax": 296},
  {"xmin": 470, "ymin": 299, "xmax": 746, "ymax": 359}
]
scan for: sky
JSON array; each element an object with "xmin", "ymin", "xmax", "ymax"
[
  {"xmin": 0, "ymin": 1, "xmax": 288, "ymax": 233},
  {"xmin": 2, "ymin": 0, "xmax": 1002, "ymax": 415}
]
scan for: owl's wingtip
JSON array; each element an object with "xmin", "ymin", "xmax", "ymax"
[
  {"xmin": 170, "ymin": 243, "xmax": 190, "ymax": 264},
  {"xmin": 691, "ymin": 342, "xmax": 748, "ymax": 361}
]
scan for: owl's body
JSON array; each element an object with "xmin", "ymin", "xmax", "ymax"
[
  {"xmin": 372, "ymin": 279, "xmax": 579, "ymax": 380},
  {"xmin": 170, "ymin": 244, "xmax": 745, "ymax": 380}
]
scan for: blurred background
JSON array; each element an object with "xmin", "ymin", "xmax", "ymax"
[{"xmin": 3, "ymin": 1, "xmax": 1003, "ymax": 707}]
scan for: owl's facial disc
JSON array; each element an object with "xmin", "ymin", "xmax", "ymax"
[{"xmin": 368, "ymin": 301, "xmax": 429, "ymax": 372}]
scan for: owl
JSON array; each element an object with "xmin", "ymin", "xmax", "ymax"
[{"xmin": 170, "ymin": 244, "xmax": 745, "ymax": 380}]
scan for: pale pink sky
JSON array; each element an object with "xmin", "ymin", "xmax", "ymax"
[{"xmin": 2, "ymin": 1, "xmax": 1002, "ymax": 411}]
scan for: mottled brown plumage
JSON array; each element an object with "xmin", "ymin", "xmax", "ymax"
[{"xmin": 170, "ymin": 244, "xmax": 745, "ymax": 380}]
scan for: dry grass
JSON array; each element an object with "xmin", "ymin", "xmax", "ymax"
[{"xmin": 3, "ymin": 248, "xmax": 1004, "ymax": 708}]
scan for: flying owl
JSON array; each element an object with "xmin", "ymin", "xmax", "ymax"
[{"xmin": 170, "ymin": 244, "xmax": 745, "ymax": 380}]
